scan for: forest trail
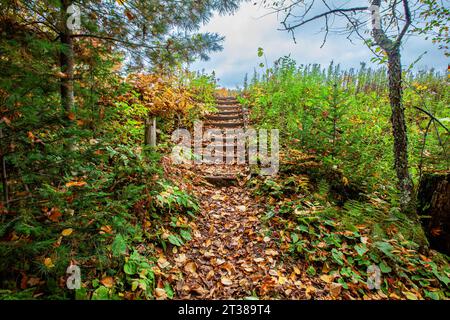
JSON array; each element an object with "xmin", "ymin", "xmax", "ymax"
[{"xmin": 166, "ymin": 98, "xmax": 323, "ymax": 299}]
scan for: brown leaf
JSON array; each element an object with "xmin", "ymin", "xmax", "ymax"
[
  {"xmin": 265, "ymin": 249, "xmax": 279, "ymax": 256},
  {"xmin": 184, "ymin": 261, "xmax": 197, "ymax": 275},
  {"xmin": 100, "ymin": 276, "xmax": 114, "ymax": 288},
  {"xmin": 154, "ymin": 288, "xmax": 167, "ymax": 299},
  {"xmin": 221, "ymin": 276, "xmax": 233, "ymax": 286},
  {"xmin": 330, "ymin": 282, "xmax": 342, "ymax": 298},
  {"xmin": 157, "ymin": 256, "xmax": 170, "ymax": 269}
]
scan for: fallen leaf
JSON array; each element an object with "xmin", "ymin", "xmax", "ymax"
[
  {"xmin": 184, "ymin": 261, "xmax": 197, "ymax": 274},
  {"xmin": 99, "ymin": 225, "xmax": 112, "ymax": 234},
  {"xmin": 154, "ymin": 288, "xmax": 167, "ymax": 299},
  {"xmin": 66, "ymin": 180, "xmax": 87, "ymax": 188},
  {"xmin": 221, "ymin": 276, "xmax": 233, "ymax": 286},
  {"xmin": 48, "ymin": 207, "xmax": 62, "ymax": 222},
  {"xmin": 320, "ymin": 274, "xmax": 333, "ymax": 283},
  {"xmin": 174, "ymin": 253, "xmax": 187, "ymax": 264},
  {"xmin": 265, "ymin": 249, "xmax": 279, "ymax": 256},
  {"xmin": 157, "ymin": 256, "xmax": 170, "ymax": 269},
  {"xmin": 61, "ymin": 228, "xmax": 73, "ymax": 236},
  {"xmin": 330, "ymin": 282, "xmax": 342, "ymax": 298},
  {"xmin": 44, "ymin": 258, "xmax": 54, "ymax": 269},
  {"xmin": 100, "ymin": 276, "xmax": 114, "ymax": 288}
]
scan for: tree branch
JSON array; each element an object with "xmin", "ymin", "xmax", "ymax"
[
  {"xmin": 279, "ymin": 6, "xmax": 368, "ymax": 31},
  {"xmin": 395, "ymin": 0, "xmax": 411, "ymax": 46}
]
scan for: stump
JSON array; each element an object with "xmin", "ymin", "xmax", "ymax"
[{"xmin": 417, "ymin": 172, "xmax": 450, "ymax": 256}]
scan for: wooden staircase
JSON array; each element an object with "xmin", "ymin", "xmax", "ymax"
[{"xmin": 199, "ymin": 96, "xmax": 249, "ymax": 186}]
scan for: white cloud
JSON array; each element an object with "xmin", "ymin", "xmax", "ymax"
[{"xmin": 190, "ymin": 2, "xmax": 448, "ymax": 88}]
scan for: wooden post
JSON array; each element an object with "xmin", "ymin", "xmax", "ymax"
[
  {"xmin": 150, "ymin": 117, "xmax": 156, "ymax": 147},
  {"xmin": 144, "ymin": 117, "xmax": 157, "ymax": 147}
]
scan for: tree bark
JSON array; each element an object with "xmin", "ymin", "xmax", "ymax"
[{"xmin": 387, "ymin": 48, "xmax": 414, "ymax": 211}]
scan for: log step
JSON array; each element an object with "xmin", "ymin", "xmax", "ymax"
[
  {"xmin": 203, "ymin": 175, "xmax": 238, "ymax": 186},
  {"xmin": 217, "ymin": 110, "xmax": 242, "ymax": 116},
  {"xmin": 218, "ymin": 100, "xmax": 239, "ymax": 105},
  {"xmin": 215, "ymin": 96, "xmax": 237, "ymax": 100},
  {"xmin": 216, "ymin": 105, "xmax": 241, "ymax": 109},
  {"xmin": 205, "ymin": 122, "xmax": 244, "ymax": 128},
  {"xmin": 206, "ymin": 115, "xmax": 243, "ymax": 121}
]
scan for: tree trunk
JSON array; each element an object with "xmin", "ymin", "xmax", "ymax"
[
  {"xmin": 60, "ymin": 0, "xmax": 74, "ymax": 115},
  {"xmin": 387, "ymin": 48, "xmax": 414, "ymax": 211},
  {"xmin": 371, "ymin": 0, "xmax": 414, "ymax": 212}
]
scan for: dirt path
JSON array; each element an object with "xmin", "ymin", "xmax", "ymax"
[{"xmin": 166, "ymin": 97, "xmax": 323, "ymax": 299}]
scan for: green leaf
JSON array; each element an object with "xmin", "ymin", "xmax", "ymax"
[
  {"xmin": 379, "ymin": 262, "xmax": 392, "ymax": 273},
  {"xmin": 164, "ymin": 282, "xmax": 174, "ymax": 299},
  {"xmin": 124, "ymin": 261, "xmax": 137, "ymax": 275},
  {"xmin": 180, "ymin": 229, "xmax": 191, "ymax": 241},
  {"xmin": 92, "ymin": 286, "xmax": 110, "ymax": 300},
  {"xmin": 112, "ymin": 234, "xmax": 127, "ymax": 257},
  {"xmin": 168, "ymin": 234, "xmax": 184, "ymax": 246},
  {"xmin": 306, "ymin": 265, "xmax": 316, "ymax": 276},
  {"xmin": 257, "ymin": 47, "xmax": 264, "ymax": 57},
  {"xmin": 374, "ymin": 241, "xmax": 394, "ymax": 258},
  {"xmin": 131, "ymin": 281, "xmax": 139, "ymax": 291},
  {"xmin": 424, "ymin": 290, "xmax": 441, "ymax": 300},
  {"xmin": 331, "ymin": 248, "xmax": 344, "ymax": 266},
  {"xmin": 354, "ymin": 244, "xmax": 368, "ymax": 256}
]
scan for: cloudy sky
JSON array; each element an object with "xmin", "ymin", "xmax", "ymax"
[{"xmin": 189, "ymin": 2, "xmax": 448, "ymax": 88}]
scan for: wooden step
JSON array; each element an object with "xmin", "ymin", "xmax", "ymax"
[
  {"xmin": 216, "ymin": 106, "xmax": 242, "ymax": 113},
  {"xmin": 218, "ymin": 101, "xmax": 239, "ymax": 105},
  {"xmin": 218, "ymin": 110, "xmax": 242, "ymax": 116},
  {"xmin": 216, "ymin": 97, "xmax": 237, "ymax": 102},
  {"xmin": 206, "ymin": 122, "xmax": 244, "ymax": 128},
  {"xmin": 215, "ymin": 96, "xmax": 236, "ymax": 100},
  {"xmin": 206, "ymin": 115, "xmax": 243, "ymax": 121},
  {"xmin": 203, "ymin": 175, "xmax": 238, "ymax": 186}
]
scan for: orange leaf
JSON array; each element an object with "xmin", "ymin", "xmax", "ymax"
[
  {"xmin": 66, "ymin": 181, "xmax": 87, "ymax": 188},
  {"xmin": 67, "ymin": 112, "xmax": 76, "ymax": 121},
  {"xmin": 48, "ymin": 207, "xmax": 62, "ymax": 222},
  {"xmin": 100, "ymin": 276, "xmax": 114, "ymax": 288},
  {"xmin": 99, "ymin": 225, "xmax": 112, "ymax": 234}
]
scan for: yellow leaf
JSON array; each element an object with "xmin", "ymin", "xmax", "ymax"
[
  {"xmin": 403, "ymin": 291, "xmax": 418, "ymax": 300},
  {"xmin": 342, "ymin": 176, "xmax": 349, "ymax": 186},
  {"xmin": 44, "ymin": 258, "xmax": 54, "ymax": 268},
  {"xmin": 61, "ymin": 228, "xmax": 73, "ymax": 236},
  {"xmin": 320, "ymin": 274, "xmax": 333, "ymax": 283}
]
